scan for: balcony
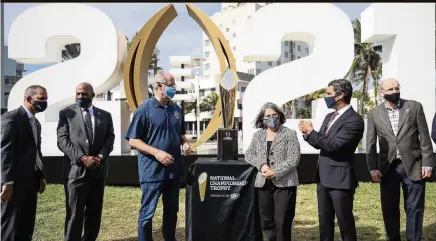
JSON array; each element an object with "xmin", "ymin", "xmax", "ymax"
[
  {"xmin": 172, "ymin": 93, "xmax": 196, "ymax": 102},
  {"xmin": 169, "ymin": 56, "xmax": 195, "ymax": 67},
  {"xmin": 175, "ymin": 80, "xmax": 194, "ymax": 90},
  {"xmin": 169, "ymin": 68, "xmax": 195, "ymax": 79}
]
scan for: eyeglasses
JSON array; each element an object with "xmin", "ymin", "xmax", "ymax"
[
  {"xmin": 158, "ymin": 82, "xmax": 176, "ymax": 88},
  {"xmin": 382, "ymin": 86, "xmax": 400, "ymax": 94}
]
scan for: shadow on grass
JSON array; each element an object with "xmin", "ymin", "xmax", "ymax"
[
  {"xmin": 111, "ymin": 227, "xmax": 185, "ymax": 241},
  {"xmin": 292, "ymin": 223, "xmax": 385, "ymax": 241},
  {"xmin": 111, "ymin": 222, "xmax": 436, "ymax": 241}
]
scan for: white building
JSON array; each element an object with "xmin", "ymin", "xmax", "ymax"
[
  {"xmin": 201, "ymin": 3, "xmax": 311, "ymax": 121},
  {"xmin": 202, "ymin": 3, "xmax": 310, "ymax": 79},
  {"xmin": 2, "ymin": 45, "xmax": 25, "ymax": 112}
]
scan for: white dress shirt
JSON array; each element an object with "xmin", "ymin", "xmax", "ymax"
[{"xmin": 327, "ymin": 104, "xmax": 352, "ymax": 129}]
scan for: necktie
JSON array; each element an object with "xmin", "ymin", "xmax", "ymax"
[
  {"xmin": 325, "ymin": 111, "xmax": 339, "ymax": 134},
  {"xmin": 30, "ymin": 117, "xmax": 44, "ymax": 171},
  {"xmin": 84, "ymin": 109, "xmax": 94, "ymax": 144}
]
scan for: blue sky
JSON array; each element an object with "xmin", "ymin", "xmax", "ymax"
[{"xmin": 3, "ymin": 3, "xmax": 371, "ymax": 76}]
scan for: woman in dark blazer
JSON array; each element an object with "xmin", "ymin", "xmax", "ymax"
[{"xmin": 245, "ymin": 102, "xmax": 301, "ymax": 241}]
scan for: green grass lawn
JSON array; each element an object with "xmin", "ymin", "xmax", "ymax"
[{"xmin": 33, "ymin": 183, "xmax": 436, "ymax": 241}]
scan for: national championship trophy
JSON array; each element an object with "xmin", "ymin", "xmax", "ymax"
[{"xmin": 217, "ymin": 69, "xmax": 239, "ymax": 161}]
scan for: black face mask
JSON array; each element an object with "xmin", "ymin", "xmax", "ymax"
[
  {"xmin": 31, "ymin": 99, "xmax": 47, "ymax": 112},
  {"xmin": 76, "ymin": 98, "xmax": 92, "ymax": 108},
  {"xmin": 384, "ymin": 92, "xmax": 400, "ymax": 104}
]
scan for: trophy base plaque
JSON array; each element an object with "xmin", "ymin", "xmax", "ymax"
[{"xmin": 217, "ymin": 128, "xmax": 238, "ymax": 161}]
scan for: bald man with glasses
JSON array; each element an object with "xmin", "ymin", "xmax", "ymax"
[{"xmin": 366, "ymin": 78, "xmax": 434, "ymax": 241}]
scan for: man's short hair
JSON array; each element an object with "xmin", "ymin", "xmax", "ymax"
[
  {"xmin": 328, "ymin": 79, "xmax": 353, "ymax": 104},
  {"xmin": 150, "ymin": 71, "xmax": 166, "ymax": 90},
  {"xmin": 24, "ymin": 85, "xmax": 46, "ymax": 97}
]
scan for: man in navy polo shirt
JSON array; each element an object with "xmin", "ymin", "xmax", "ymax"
[{"xmin": 125, "ymin": 71, "xmax": 191, "ymax": 241}]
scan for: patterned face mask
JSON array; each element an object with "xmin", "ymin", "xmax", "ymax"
[{"xmin": 263, "ymin": 116, "xmax": 279, "ymax": 129}]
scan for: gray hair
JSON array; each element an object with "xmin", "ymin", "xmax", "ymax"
[
  {"xmin": 150, "ymin": 71, "xmax": 166, "ymax": 90},
  {"xmin": 327, "ymin": 79, "xmax": 353, "ymax": 104},
  {"xmin": 253, "ymin": 102, "xmax": 286, "ymax": 129},
  {"xmin": 24, "ymin": 85, "xmax": 46, "ymax": 97}
]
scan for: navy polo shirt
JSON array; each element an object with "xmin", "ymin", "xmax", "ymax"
[{"xmin": 125, "ymin": 97, "xmax": 186, "ymax": 183}]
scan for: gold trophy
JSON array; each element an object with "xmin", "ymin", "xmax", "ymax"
[
  {"xmin": 217, "ymin": 69, "xmax": 239, "ymax": 161},
  {"xmin": 198, "ymin": 172, "xmax": 208, "ymax": 202}
]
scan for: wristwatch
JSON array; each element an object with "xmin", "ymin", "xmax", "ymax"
[{"xmin": 98, "ymin": 154, "xmax": 104, "ymax": 160}]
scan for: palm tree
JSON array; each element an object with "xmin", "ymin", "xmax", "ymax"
[
  {"xmin": 62, "ymin": 44, "xmax": 80, "ymax": 60},
  {"xmin": 200, "ymin": 92, "xmax": 219, "ymax": 112},
  {"xmin": 281, "ymin": 41, "xmax": 299, "ymax": 119},
  {"xmin": 345, "ymin": 18, "xmax": 382, "ymax": 115},
  {"xmin": 127, "ymin": 32, "xmax": 162, "ymax": 75}
]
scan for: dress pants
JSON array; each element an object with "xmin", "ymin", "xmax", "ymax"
[
  {"xmin": 256, "ymin": 180, "xmax": 297, "ymax": 241},
  {"xmin": 317, "ymin": 183, "xmax": 357, "ymax": 241},
  {"xmin": 1, "ymin": 177, "xmax": 38, "ymax": 241},
  {"xmin": 64, "ymin": 176, "xmax": 106, "ymax": 241},
  {"xmin": 380, "ymin": 160, "xmax": 426, "ymax": 241},
  {"xmin": 138, "ymin": 178, "xmax": 180, "ymax": 241}
]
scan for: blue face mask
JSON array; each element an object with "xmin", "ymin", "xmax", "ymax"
[
  {"xmin": 263, "ymin": 117, "xmax": 279, "ymax": 129},
  {"xmin": 164, "ymin": 86, "xmax": 177, "ymax": 99},
  {"xmin": 324, "ymin": 96, "xmax": 337, "ymax": 109}
]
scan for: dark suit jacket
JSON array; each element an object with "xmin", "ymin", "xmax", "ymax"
[
  {"xmin": 57, "ymin": 104, "xmax": 115, "ymax": 179},
  {"xmin": 366, "ymin": 99, "xmax": 434, "ymax": 181},
  {"xmin": 432, "ymin": 112, "xmax": 436, "ymax": 144},
  {"xmin": 1, "ymin": 106, "xmax": 45, "ymax": 186},
  {"xmin": 305, "ymin": 106, "xmax": 364, "ymax": 190}
]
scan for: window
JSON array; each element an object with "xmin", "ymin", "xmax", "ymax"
[
  {"xmin": 200, "ymin": 89, "xmax": 205, "ymax": 97},
  {"xmin": 238, "ymin": 103, "xmax": 243, "ymax": 109},
  {"xmin": 204, "ymin": 51, "xmax": 210, "ymax": 58},
  {"xmin": 226, "ymin": 28, "xmax": 229, "ymax": 32},
  {"xmin": 268, "ymin": 61, "xmax": 272, "ymax": 66},
  {"xmin": 284, "ymin": 51, "xmax": 289, "ymax": 58},
  {"xmin": 248, "ymin": 69, "xmax": 254, "ymax": 75},
  {"xmin": 291, "ymin": 42, "xmax": 295, "ymax": 48},
  {"xmin": 16, "ymin": 70, "xmax": 23, "ymax": 77},
  {"xmin": 297, "ymin": 56, "xmax": 301, "ymax": 59},
  {"xmin": 233, "ymin": 20, "xmax": 236, "ymax": 24},
  {"xmin": 291, "ymin": 54, "xmax": 295, "ymax": 60},
  {"xmin": 297, "ymin": 45, "xmax": 301, "ymax": 51},
  {"xmin": 277, "ymin": 60, "xmax": 281, "ymax": 66},
  {"xmin": 233, "ymin": 33, "xmax": 236, "ymax": 37},
  {"xmin": 305, "ymin": 48, "xmax": 309, "ymax": 55},
  {"xmin": 284, "ymin": 41, "xmax": 288, "ymax": 46},
  {"xmin": 256, "ymin": 69, "xmax": 261, "ymax": 75},
  {"xmin": 205, "ymin": 63, "xmax": 210, "ymax": 70},
  {"xmin": 204, "ymin": 40, "xmax": 210, "ymax": 46},
  {"xmin": 233, "ymin": 46, "xmax": 236, "ymax": 50},
  {"xmin": 241, "ymin": 86, "xmax": 247, "ymax": 92}
]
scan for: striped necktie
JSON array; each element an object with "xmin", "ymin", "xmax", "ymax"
[{"xmin": 325, "ymin": 111, "xmax": 339, "ymax": 134}]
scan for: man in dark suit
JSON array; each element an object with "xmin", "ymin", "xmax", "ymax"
[
  {"xmin": 366, "ymin": 78, "xmax": 434, "ymax": 241},
  {"xmin": 431, "ymin": 112, "xmax": 436, "ymax": 144},
  {"xmin": 57, "ymin": 82, "xmax": 115, "ymax": 241},
  {"xmin": 299, "ymin": 79, "xmax": 364, "ymax": 241},
  {"xmin": 1, "ymin": 85, "xmax": 48, "ymax": 241}
]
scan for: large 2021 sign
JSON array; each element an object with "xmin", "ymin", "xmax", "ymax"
[{"xmin": 7, "ymin": 3, "xmax": 435, "ymax": 155}]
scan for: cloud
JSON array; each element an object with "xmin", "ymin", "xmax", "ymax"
[{"xmin": 3, "ymin": 3, "xmax": 370, "ymax": 75}]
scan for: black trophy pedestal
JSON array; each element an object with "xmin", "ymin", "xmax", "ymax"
[{"xmin": 217, "ymin": 128, "xmax": 238, "ymax": 161}]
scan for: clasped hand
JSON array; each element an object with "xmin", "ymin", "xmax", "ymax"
[
  {"xmin": 81, "ymin": 155, "xmax": 102, "ymax": 169},
  {"xmin": 298, "ymin": 120, "xmax": 313, "ymax": 134},
  {"xmin": 260, "ymin": 164, "xmax": 276, "ymax": 179}
]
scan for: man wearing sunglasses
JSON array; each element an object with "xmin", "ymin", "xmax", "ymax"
[
  {"xmin": 366, "ymin": 78, "xmax": 434, "ymax": 241},
  {"xmin": 125, "ymin": 71, "xmax": 191, "ymax": 241}
]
